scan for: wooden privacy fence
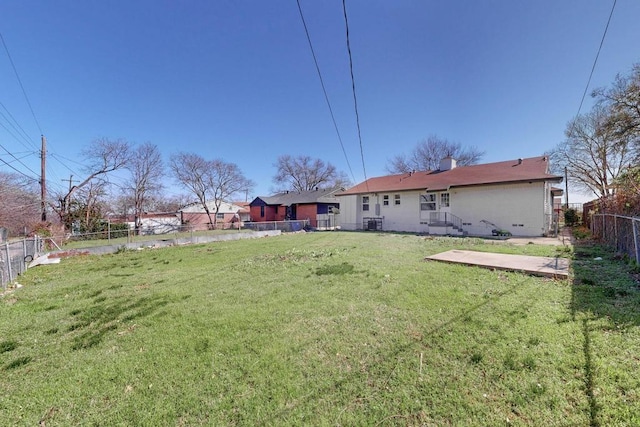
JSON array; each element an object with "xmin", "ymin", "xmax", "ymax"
[
  {"xmin": 1, "ymin": 236, "xmax": 45, "ymax": 291},
  {"xmin": 590, "ymin": 214, "xmax": 640, "ymax": 264}
]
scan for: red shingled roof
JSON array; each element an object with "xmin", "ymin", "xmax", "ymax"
[{"xmin": 339, "ymin": 156, "xmax": 562, "ymax": 195}]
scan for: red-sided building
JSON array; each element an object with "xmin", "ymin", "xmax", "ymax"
[{"xmin": 249, "ymin": 187, "xmax": 341, "ymax": 228}]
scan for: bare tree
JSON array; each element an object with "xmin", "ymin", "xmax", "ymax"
[
  {"xmin": 124, "ymin": 142, "xmax": 164, "ymax": 234},
  {"xmin": 170, "ymin": 153, "xmax": 253, "ymax": 228},
  {"xmin": 593, "ymin": 63, "xmax": 640, "ymax": 148},
  {"xmin": 0, "ymin": 172, "xmax": 41, "ymax": 236},
  {"xmin": 386, "ymin": 135, "xmax": 485, "ymax": 174},
  {"xmin": 144, "ymin": 193, "xmax": 191, "ymax": 213},
  {"xmin": 62, "ymin": 180, "xmax": 109, "ymax": 234},
  {"xmin": 273, "ymin": 155, "xmax": 349, "ymax": 192},
  {"xmin": 549, "ymin": 104, "xmax": 634, "ymax": 198},
  {"xmin": 208, "ymin": 160, "xmax": 254, "ymax": 226},
  {"xmin": 609, "ymin": 166, "xmax": 640, "ymax": 214},
  {"xmin": 170, "ymin": 153, "xmax": 212, "ymax": 225},
  {"xmin": 52, "ymin": 138, "xmax": 131, "ymax": 229}
]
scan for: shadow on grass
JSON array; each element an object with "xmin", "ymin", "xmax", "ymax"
[
  {"xmin": 66, "ymin": 295, "xmax": 171, "ymax": 350},
  {"xmin": 258, "ymin": 275, "xmax": 527, "ymax": 425},
  {"xmin": 570, "ymin": 237, "xmax": 640, "ymax": 427},
  {"xmin": 570, "ymin": 238, "xmax": 640, "ymax": 326}
]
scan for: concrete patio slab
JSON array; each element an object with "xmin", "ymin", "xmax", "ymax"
[{"xmin": 425, "ymin": 250, "xmax": 569, "ymax": 279}]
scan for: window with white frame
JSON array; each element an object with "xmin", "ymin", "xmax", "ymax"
[
  {"xmin": 440, "ymin": 192, "xmax": 450, "ymax": 207},
  {"xmin": 394, "ymin": 194, "xmax": 401, "ymax": 205},
  {"xmin": 383, "ymin": 195, "xmax": 389, "ymax": 206},
  {"xmin": 216, "ymin": 213, "xmax": 224, "ymax": 220},
  {"xmin": 362, "ymin": 196, "xmax": 370, "ymax": 211},
  {"xmin": 420, "ymin": 194, "xmax": 436, "ymax": 211}
]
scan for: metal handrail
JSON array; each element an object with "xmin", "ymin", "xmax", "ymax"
[{"xmin": 429, "ymin": 212, "xmax": 464, "ymax": 231}]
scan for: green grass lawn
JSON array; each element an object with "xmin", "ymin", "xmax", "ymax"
[{"xmin": 2, "ymin": 232, "xmax": 639, "ymax": 426}]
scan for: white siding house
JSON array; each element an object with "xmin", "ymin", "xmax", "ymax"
[
  {"xmin": 179, "ymin": 201, "xmax": 248, "ymax": 230},
  {"xmin": 337, "ymin": 156, "xmax": 563, "ymax": 237}
]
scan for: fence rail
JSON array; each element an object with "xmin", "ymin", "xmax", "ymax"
[
  {"xmin": 590, "ymin": 213, "xmax": 640, "ymax": 264},
  {"xmin": 0, "ymin": 220, "xmax": 311, "ymax": 290},
  {"xmin": 243, "ymin": 220, "xmax": 309, "ymax": 233},
  {"xmin": 1, "ymin": 236, "xmax": 44, "ymax": 291}
]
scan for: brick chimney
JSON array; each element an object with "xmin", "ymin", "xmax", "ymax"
[{"xmin": 439, "ymin": 157, "xmax": 457, "ymax": 171}]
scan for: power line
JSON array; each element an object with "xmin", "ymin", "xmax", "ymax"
[
  {"xmin": 0, "ymin": 100, "xmax": 39, "ymax": 151},
  {"xmin": 0, "ymin": 118, "xmax": 37, "ymax": 154},
  {"xmin": 49, "ymin": 151, "xmax": 85, "ymax": 169},
  {"xmin": 295, "ymin": 0, "xmax": 356, "ymax": 184},
  {"xmin": 49, "ymin": 152, "xmax": 81, "ymax": 176},
  {"xmin": 0, "ymin": 151, "xmax": 35, "ymax": 161},
  {"xmin": 341, "ymin": 0, "xmax": 369, "ymax": 191},
  {"xmin": 0, "ymin": 31, "xmax": 44, "ymax": 135},
  {"xmin": 0, "ymin": 155, "xmax": 38, "ymax": 182},
  {"xmin": 0, "ymin": 141, "xmax": 39, "ymax": 177},
  {"xmin": 571, "ymin": 0, "xmax": 617, "ymax": 129}
]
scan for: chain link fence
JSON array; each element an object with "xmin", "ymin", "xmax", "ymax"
[
  {"xmin": 56, "ymin": 220, "xmax": 309, "ymax": 246},
  {"xmin": 1, "ymin": 220, "xmax": 311, "ymax": 290},
  {"xmin": 242, "ymin": 220, "xmax": 309, "ymax": 232},
  {"xmin": 1, "ymin": 236, "xmax": 45, "ymax": 291},
  {"xmin": 590, "ymin": 213, "xmax": 640, "ymax": 264}
]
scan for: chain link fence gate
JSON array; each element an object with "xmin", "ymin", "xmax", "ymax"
[{"xmin": 1, "ymin": 236, "xmax": 45, "ymax": 291}]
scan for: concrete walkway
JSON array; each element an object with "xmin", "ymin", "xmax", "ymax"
[{"xmin": 425, "ymin": 249, "xmax": 569, "ymax": 279}]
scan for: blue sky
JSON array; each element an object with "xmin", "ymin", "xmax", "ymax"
[{"xmin": 1, "ymin": 0, "xmax": 639, "ymax": 203}]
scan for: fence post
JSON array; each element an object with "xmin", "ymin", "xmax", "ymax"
[
  {"xmin": 22, "ymin": 237, "xmax": 27, "ymax": 275},
  {"xmin": 4, "ymin": 241, "xmax": 13, "ymax": 284},
  {"xmin": 633, "ymin": 218, "xmax": 640, "ymax": 265},
  {"xmin": 614, "ymin": 215, "xmax": 618, "ymax": 252}
]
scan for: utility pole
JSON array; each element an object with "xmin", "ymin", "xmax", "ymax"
[
  {"xmin": 40, "ymin": 135, "xmax": 46, "ymax": 221},
  {"xmin": 62, "ymin": 175, "xmax": 74, "ymax": 193},
  {"xmin": 62, "ymin": 175, "xmax": 77, "ymax": 215}
]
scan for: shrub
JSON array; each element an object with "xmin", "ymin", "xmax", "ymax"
[
  {"xmin": 572, "ymin": 226, "xmax": 590, "ymax": 239},
  {"xmin": 564, "ymin": 208, "xmax": 580, "ymax": 226}
]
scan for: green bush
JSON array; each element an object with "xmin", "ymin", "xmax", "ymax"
[
  {"xmin": 564, "ymin": 208, "xmax": 580, "ymax": 226},
  {"xmin": 572, "ymin": 226, "xmax": 590, "ymax": 239}
]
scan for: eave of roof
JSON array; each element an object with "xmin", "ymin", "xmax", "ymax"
[
  {"xmin": 252, "ymin": 187, "xmax": 342, "ymax": 206},
  {"xmin": 338, "ymin": 156, "xmax": 562, "ymax": 196}
]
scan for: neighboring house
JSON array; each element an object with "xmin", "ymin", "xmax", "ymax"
[
  {"xmin": 232, "ymin": 201, "xmax": 251, "ymax": 222},
  {"xmin": 337, "ymin": 156, "xmax": 563, "ymax": 237},
  {"xmin": 110, "ymin": 212, "xmax": 182, "ymax": 234},
  {"xmin": 249, "ymin": 187, "xmax": 341, "ymax": 228},
  {"xmin": 552, "ymin": 187, "xmax": 564, "ymax": 218},
  {"xmin": 179, "ymin": 201, "xmax": 248, "ymax": 230}
]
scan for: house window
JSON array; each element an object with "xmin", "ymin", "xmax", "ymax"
[
  {"xmin": 394, "ymin": 194, "xmax": 401, "ymax": 206},
  {"xmin": 362, "ymin": 196, "xmax": 370, "ymax": 212},
  {"xmin": 383, "ymin": 195, "xmax": 389, "ymax": 206},
  {"xmin": 420, "ymin": 194, "xmax": 436, "ymax": 211},
  {"xmin": 216, "ymin": 213, "xmax": 224, "ymax": 220},
  {"xmin": 260, "ymin": 206, "xmax": 265, "ymax": 217},
  {"xmin": 440, "ymin": 193, "xmax": 450, "ymax": 207},
  {"xmin": 274, "ymin": 205, "xmax": 278, "ymax": 214}
]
